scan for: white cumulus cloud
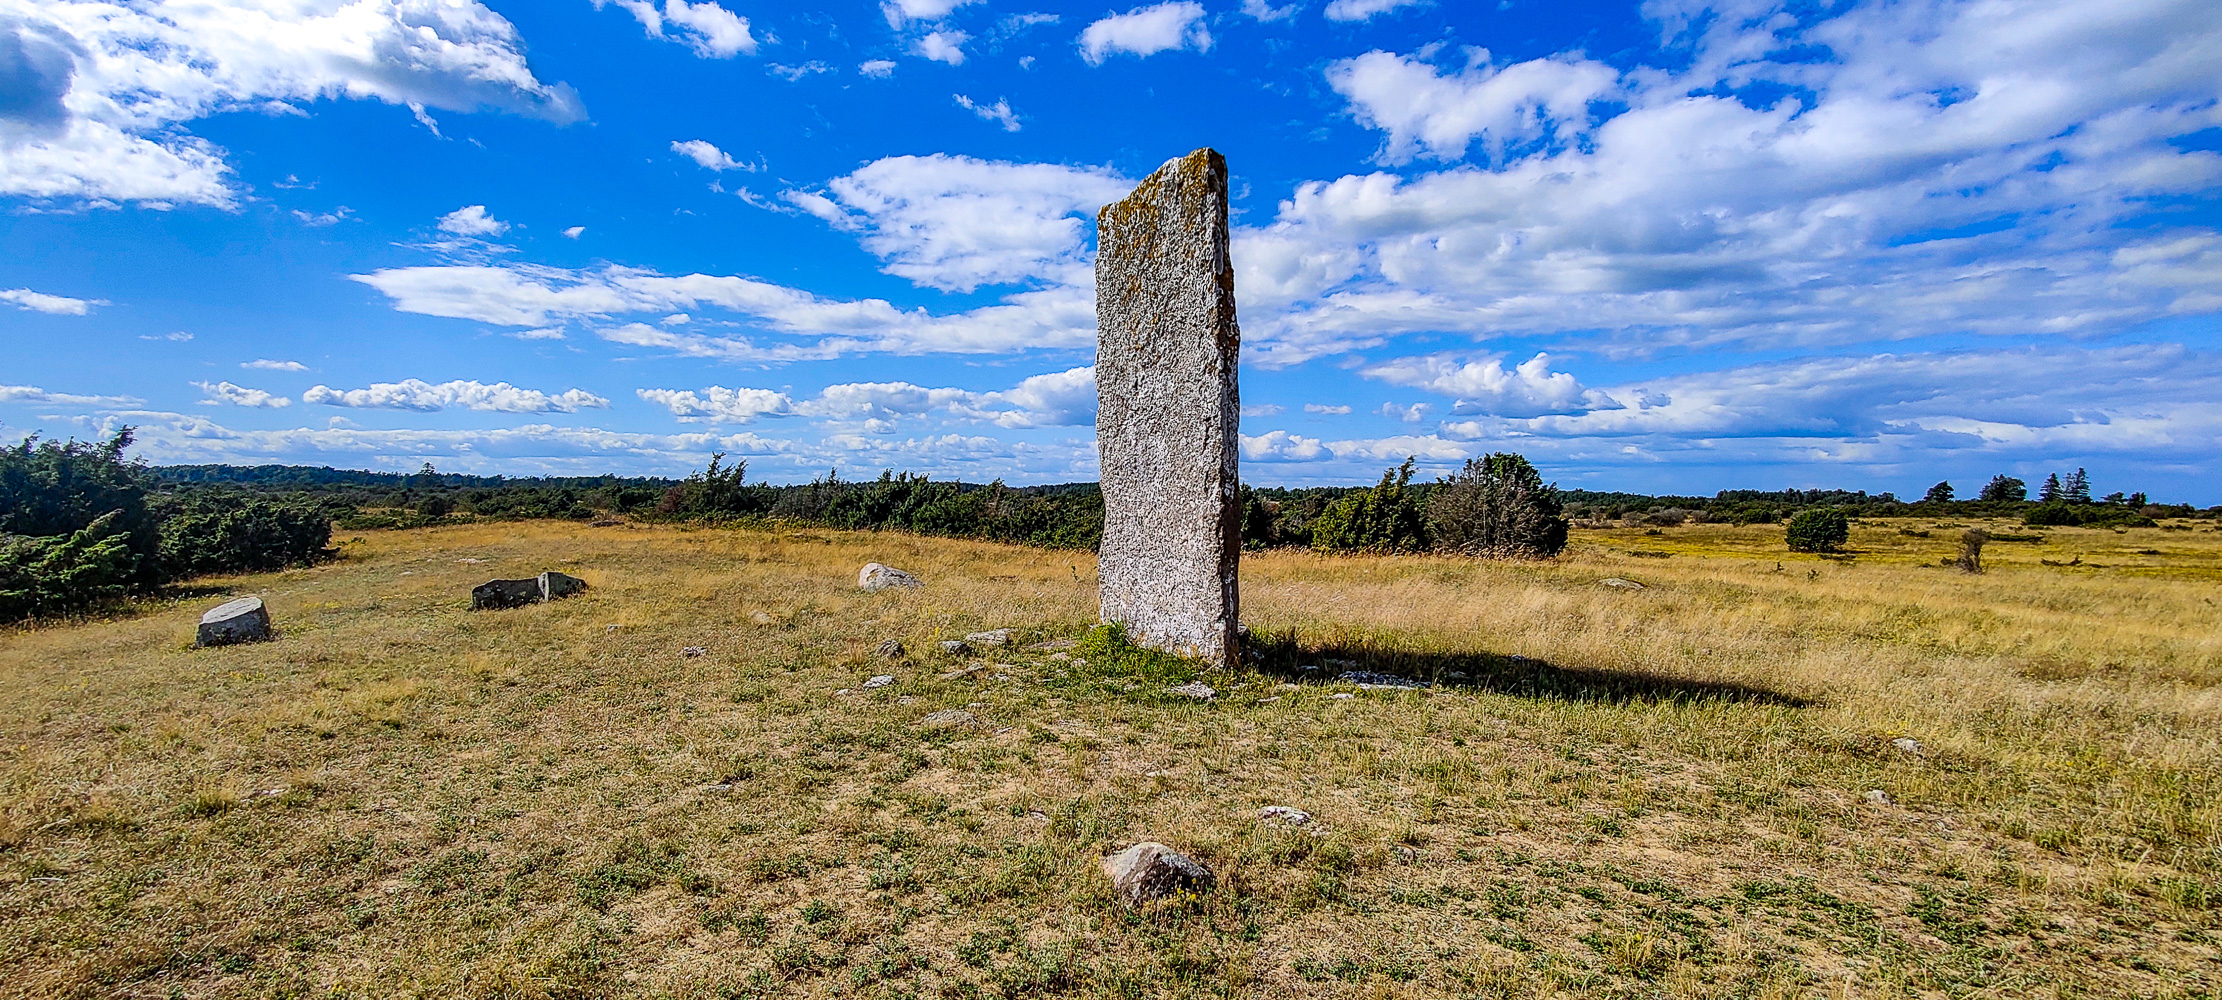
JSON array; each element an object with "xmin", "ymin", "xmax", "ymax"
[
  {"xmin": 914, "ymin": 29, "xmax": 969, "ymax": 65},
  {"xmin": 1326, "ymin": 49, "xmax": 1618, "ymax": 163},
  {"xmin": 784, "ymin": 154, "xmax": 1129, "ymax": 292},
  {"xmin": 671, "ymin": 139, "xmax": 755, "ymax": 171},
  {"xmin": 0, "ymin": 287, "xmax": 103, "ymax": 315},
  {"xmin": 954, "ymin": 94, "xmax": 1021, "ymax": 132},
  {"xmin": 304, "ymin": 379, "xmax": 609, "ymax": 413},
  {"xmin": 638, "ymin": 386, "xmax": 795, "ymax": 424},
  {"xmin": 596, "ymin": 0, "xmax": 756, "ymax": 57},
  {"xmin": 437, "ymin": 205, "xmax": 510, "ymax": 237},
  {"xmin": 859, "ymin": 59, "xmax": 898, "ymax": 78},
  {"xmin": 1079, "ymin": 2, "xmax": 1211, "ymax": 65},
  {"xmin": 0, "ymin": 0, "xmax": 583, "ymax": 207},
  {"xmin": 193, "ymin": 380, "xmax": 290, "ymax": 408},
  {"xmin": 1360, "ymin": 352, "xmax": 1601, "ymax": 417},
  {"xmin": 243, "ymin": 359, "xmax": 309, "ymax": 371},
  {"xmin": 1322, "ymin": 0, "xmax": 1425, "ymax": 21}
]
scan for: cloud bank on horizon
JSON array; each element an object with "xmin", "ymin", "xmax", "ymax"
[{"xmin": 1, "ymin": 0, "xmax": 2219, "ymax": 501}]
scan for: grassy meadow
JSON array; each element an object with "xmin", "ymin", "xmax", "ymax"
[{"xmin": 2, "ymin": 516, "xmax": 2218, "ymax": 998}]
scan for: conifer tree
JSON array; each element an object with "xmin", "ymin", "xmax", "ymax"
[
  {"xmin": 2038, "ymin": 473, "xmax": 2063, "ymax": 502},
  {"xmin": 1922, "ymin": 481, "xmax": 1954, "ymax": 503},
  {"xmin": 2064, "ymin": 467, "xmax": 2091, "ymax": 503}
]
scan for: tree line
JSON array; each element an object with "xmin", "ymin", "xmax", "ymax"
[{"xmin": 8, "ymin": 427, "xmax": 2213, "ymax": 622}]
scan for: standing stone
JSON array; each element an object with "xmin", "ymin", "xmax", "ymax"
[
  {"xmin": 1095, "ymin": 148, "xmax": 1241, "ymax": 666},
  {"xmin": 196, "ymin": 596, "xmax": 272, "ymax": 647}
]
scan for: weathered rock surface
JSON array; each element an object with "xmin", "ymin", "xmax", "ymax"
[
  {"xmin": 1891, "ymin": 737, "xmax": 1924, "ymax": 755},
  {"xmin": 1102, "ymin": 842, "xmax": 1214, "ymax": 906},
  {"xmin": 861, "ymin": 674, "xmax": 895, "ymax": 690},
  {"xmin": 917, "ymin": 709, "xmax": 978, "ymax": 729},
  {"xmin": 938, "ymin": 640, "xmax": 971, "ymax": 655},
  {"xmin": 1167, "ymin": 681, "xmax": 1216, "ymax": 700},
  {"xmin": 1599, "ymin": 578, "xmax": 1646, "ymax": 591},
  {"xmin": 1337, "ymin": 670, "xmax": 1427, "ymax": 690},
  {"xmin": 965, "ymin": 629, "xmax": 1011, "ymax": 647},
  {"xmin": 1095, "ymin": 148, "xmax": 1241, "ymax": 667},
  {"xmin": 471, "ymin": 571, "xmax": 588, "ymax": 610},
  {"xmin": 859, "ymin": 563, "xmax": 921, "ymax": 592},
  {"xmin": 874, "ymin": 639, "xmax": 905, "ymax": 660},
  {"xmin": 196, "ymin": 596, "xmax": 272, "ymax": 647},
  {"xmin": 1259, "ymin": 805, "xmax": 1312, "ymax": 826}
]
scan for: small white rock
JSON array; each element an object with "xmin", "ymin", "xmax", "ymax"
[
  {"xmin": 1863, "ymin": 789, "xmax": 1891, "ymax": 805},
  {"xmin": 1891, "ymin": 737, "xmax": 1924, "ymax": 754},
  {"xmin": 1259, "ymin": 805, "xmax": 1311, "ymax": 826},
  {"xmin": 1167, "ymin": 681, "xmax": 1216, "ymax": 700},
  {"xmin": 681, "ymin": 646, "xmax": 707, "ymax": 657},
  {"xmin": 965, "ymin": 629, "xmax": 1012, "ymax": 647},
  {"xmin": 861, "ymin": 674, "xmax": 895, "ymax": 690}
]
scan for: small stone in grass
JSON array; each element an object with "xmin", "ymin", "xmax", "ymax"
[
  {"xmin": 750, "ymin": 610, "xmax": 776, "ymax": 625},
  {"xmin": 1891, "ymin": 737, "xmax": 1924, "ymax": 754},
  {"xmin": 1167, "ymin": 681, "xmax": 1216, "ymax": 700},
  {"xmin": 1102, "ymin": 842, "xmax": 1214, "ymax": 907},
  {"xmin": 1863, "ymin": 789, "xmax": 1891, "ymax": 805},
  {"xmin": 1259, "ymin": 805, "xmax": 1311, "ymax": 826},
  {"xmin": 965, "ymin": 629, "xmax": 1012, "ymax": 647},
  {"xmin": 917, "ymin": 708, "xmax": 978, "ymax": 729},
  {"xmin": 682, "ymin": 646, "xmax": 707, "ymax": 658},
  {"xmin": 875, "ymin": 639, "xmax": 905, "ymax": 660},
  {"xmin": 939, "ymin": 640, "xmax": 971, "ymax": 655},
  {"xmin": 861, "ymin": 674, "xmax": 895, "ymax": 690},
  {"xmin": 859, "ymin": 563, "xmax": 922, "ymax": 591},
  {"xmin": 1331, "ymin": 693, "xmax": 1354, "ymax": 700},
  {"xmin": 1600, "ymin": 577, "xmax": 1646, "ymax": 591},
  {"xmin": 196, "ymin": 596, "xmax": 272, "ymax": 647}
]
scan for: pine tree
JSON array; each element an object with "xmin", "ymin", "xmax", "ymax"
[
  {"xmin": 1922, "ymin": 481, "xmax": 1954, "ymax": 503},
  {"xmin": 2038, "ymin": 473, "xmax": 2063, "ymax": 502},
  {"xmin": 2064, "ymin": 467, "xmax": 2091, "ymax": 503},
  {"xmin": 1977, "ymin": 475, "xmax": 2026, "ymax": 502}
]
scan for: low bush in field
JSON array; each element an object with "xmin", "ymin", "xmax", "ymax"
[
  {"xmin": 155, "ymin": 498, "xmax": 333, "ymax": 578},
  {"xmin": 1786, "ymin": 508, "xmax": 1850, "ymax": 553},
  {"xmin": 1310, "ymin": 460, "xmax": 1429, "ymax": 554},
  {"xmin": 1426, "ymin": 453, "xmax": 1569, "ymax": 559},
  {"xmin": 2023, "ymin": 502, "xmax": 2157, "ymax": 528}
]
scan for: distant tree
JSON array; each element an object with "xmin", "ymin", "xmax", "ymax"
[
  {"xmin": 1977, "ymin": 475, "xmax": 2026, "ymax": 503},
  {"xmin": 1426, "ymin": 452, "xmax": 1570, "ymax": 559},
  {"xmin": 2064, "ymin": 467, "xmax": 2091, "ymax": 503},
  {"xmin": 1922, "ymin": 481, "xmax": 1954, "ymax": 503},
  {"xmin": 1311, "ymin": 459, "xmax": 1429, "ymax": 554},
  {"xmin": 1785, "ymin": 508, "xmax": 1850, "ymax": 553},
  {"xmin": 2038, "ymin": 473, "xmax": 2063, "ymax": 502}
]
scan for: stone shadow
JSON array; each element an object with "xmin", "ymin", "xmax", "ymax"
[{"xmin": 1242, "ymin": 631, "xmax": 1811, "ymax": 708}]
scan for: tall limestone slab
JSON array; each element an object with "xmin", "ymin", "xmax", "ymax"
[{"xmin": 1094, "ymin": 148, "xmax": 1241, "ymax": 666}]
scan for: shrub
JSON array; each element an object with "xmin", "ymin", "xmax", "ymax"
[
  {"xmin": 1785, "ymin": 508, "xmax": 1850, "ymax": 553},
  {"xmin": 1922, "ymin": 481, "xmax": 1954, "ymax": 503},
  {"xmin": 2023, "ymin": 502, "xmax": 2157, "ymax": 528},
  {"xmin": 0, "ymin": 430, "xmax": 158, "ymax": 586},
  {"xmin": 1955, "ymin": 529, "xmax": 1987, "ymax": 574},
  {"xmin": 1426, "ymin": 452, "xmax": 1569, "ymax": 559},
  {"xmin": 155, "ymin": 499, "xmax": 334, "ymax": 578},
  {"xmin": 0, "ymin": 511, "xmax": 138, "ymax": 620},
  {"xmin": 1311, "ymin": 459, "xmax": 1428, "ymax": 554}
]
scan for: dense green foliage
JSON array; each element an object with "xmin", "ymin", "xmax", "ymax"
[
  {"xmin": 2023, "ymin": 502, "xmax": 2157, "ymax": 528},
  {"xmin": 0, "ymin": 511, "xmax": 138, "ymax": 620},
  {"xmin": 1785, "ymin": 508, "xmax": 1851, "ymax": 553},
  {"xmin": 0, "ymin": 430, "xmax": 335, "ymax": 620},
  {"xmin": 1426, "ymin": 453, "xmax": 1570, "ymax": 558},
  {"xmin": 1310, "ymin": 459, "xmax": 1429, "ymax": 554}
]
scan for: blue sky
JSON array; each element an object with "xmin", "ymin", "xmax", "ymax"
[{"xmin": 3, "ymin": 0, "xmax": 2219, "ymax": 501}]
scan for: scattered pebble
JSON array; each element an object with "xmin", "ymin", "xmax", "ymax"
[
  {"xmin": 875, "ymin": 639, "xmax": 905, "ymax": 659},
  {"xmin": 965, "ymin": 629, "xmax": 1012, "ymax": 647},
  {"xmin": 917, "ymin": 708, "xmax": 978, "ymax": 729},
  {"xmin": 861, "ymin": 674, "xmax": 895, "ymax": 690},
  {"xmin": 1600, "ymin": 577, "xmax": 1646, "ymax": 590},
  {"xmin": 681, "ymin": 646, "xmax": 707, "ymax": 658},
  {"xmin": 939, "ymin": 640, "xmax": 972, "ymax": 655},
  {"xmin": 750, "ymin": 611, "xmax": 776, "ymax": 625},
  {"xmin": 1259, "ymin": 805, "xmax": 1312, "ymax": 826},
  {"xmin": 1331, "ymin": 693, "xmax": 1354, "ymax": 700},
  {"xmin": 605, "ymin": 624, "xmax": 621, "ymax": 632},
  {"xmin": 940, "ymin": 663, "xmax": 985, "ymax": 681},
  {"xmin": 1337, "ymin": 670, "xmax": 1427, "ymax": 689},
  {"xmin": 1863, "ymin": 789, "xmax": 1891, "ymax": 805},
  {"xmin": 1167, "ymin": 681, "xmax": 1216, "ymax": 700},
  {"xmin": 1891, "ymin": 737, "xmax": 1924, "ymax": 754}
]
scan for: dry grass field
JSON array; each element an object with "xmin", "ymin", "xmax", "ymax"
[{"xmin": 3, "ymin": 516, "xmax": 2218, "ymax": 999}]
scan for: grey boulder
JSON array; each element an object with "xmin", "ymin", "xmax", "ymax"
[
  {"xmin": 965, "ymin": 629, "xmax": 1012, "ymax": 647},
  {"xmin": 196, "ymin": 596, "xmax": 272, "ymax": 647},
  {"xmin": 859, "ymin": 563, "xmax": 922, "ymax": 592},
  {"xmin": 472, "ymin": 571, "xmax": 588, "ymax": 610},
  {"xmin": 1102, "ymin": 842, "xmax": 1213, "ymax": 907}
]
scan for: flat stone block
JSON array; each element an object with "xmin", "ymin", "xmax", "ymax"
[{"xmin": 196, "ymin": 596, "xmax": 271, "ymax": 647}]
